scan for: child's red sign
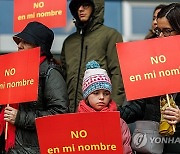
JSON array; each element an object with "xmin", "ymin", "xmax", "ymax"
[
  {"xmin": 36, "ymin": 112, "xmax": 123, "ymax": 153},
  {"xmin": 14, "ymin": 0, "xmax": 66, "ymax": 32},
  {"xmin": 116, "ymin": 35, "xmax": 180, "ymax": 100},
  {"xmin": 0, "ymin": 48, "xmax": 40, "ymax": 104}
]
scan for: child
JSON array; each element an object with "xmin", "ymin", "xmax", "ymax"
[{"xmin": 77, "ymin": 60, "xmax": 132, "ymax": 154}]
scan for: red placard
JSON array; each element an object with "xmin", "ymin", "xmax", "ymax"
[
  {"xmin": 0, "ymin": 48, "xmax": 40, "ymax": 104},
  {"xmin": 14, "ymin": 0, "xmax": 66, "ymax": 32},
  {"xmin": 116, "ymin": 35, "xmax": 180, "ymax": 100},
  {"xmin": 36, "ymin": 112, "xmax": 123, "ymax": 154}
]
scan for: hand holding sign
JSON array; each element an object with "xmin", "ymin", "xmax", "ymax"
[
  {"xmin": 0, "ymin": 48, "xmax": 40, "ymax": 151},
  {"xmin": 4, "ymin": 105, "xmax": 18, "ymax": 124}
]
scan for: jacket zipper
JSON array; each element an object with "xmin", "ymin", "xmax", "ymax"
[
  {"xmin": 84, "ymin": 45, "xmax": 88, "ymax": 62},
  {"xmin": 74, "ymin": 29, "xmax": 84, "ymax": 112}
]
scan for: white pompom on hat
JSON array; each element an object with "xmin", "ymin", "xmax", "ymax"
[{"xmin": 82, "ymin": 60, "xmax": 112, "ymax": 99}]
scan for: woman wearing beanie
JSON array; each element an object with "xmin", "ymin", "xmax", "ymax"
[
  {"xmin": 0, "ymin": 21, "xmax": 69, "ymax": 154},
  {"xmin": 77, "ymin": 60, "xmax": 132, "ymax": 154}
]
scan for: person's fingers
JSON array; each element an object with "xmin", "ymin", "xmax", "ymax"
[
  {"xmin": 4, "ymin": 107, "xmax": 17, "ymax": 124},
  {"xmin": 167, "ymin": 120, "xmax": 177, "ymax": 125}
]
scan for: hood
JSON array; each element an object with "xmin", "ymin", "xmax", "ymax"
[{"xmin": 69, "ymin": 0, "xmax": 104, "ymax": 30}]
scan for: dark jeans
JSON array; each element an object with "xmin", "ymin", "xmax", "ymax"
[
  {"xmin": 163, "ymin": 130, "xmax": 180, "ymax": 154},
  {"xmin": 0, "ymin": 133, "xmax": 5, "ymax": 154}
]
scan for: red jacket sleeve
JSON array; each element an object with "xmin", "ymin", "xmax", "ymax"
[{"xmin": 120, "ymin": 118, "xmax": 132, "ymax": 154}]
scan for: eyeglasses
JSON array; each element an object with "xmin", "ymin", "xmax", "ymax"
[
  {"xmin": 154, "ymin": 27, "xmax": 175, "ymax": 37},
  {"xmin": 78, "ymin": 3, "xmax": 91, "ymax": 9}
]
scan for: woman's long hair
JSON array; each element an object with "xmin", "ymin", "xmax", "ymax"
[{"xmin": 157, "ymin": 3, "xmax": 180, "ymax": 34}]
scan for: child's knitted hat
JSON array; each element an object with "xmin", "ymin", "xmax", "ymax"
[{"xmin": 82, "ymin": 60, "xmax": 112, "ymax": 99}]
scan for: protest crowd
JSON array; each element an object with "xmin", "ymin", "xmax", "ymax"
[{"xmin": 0, "ymin": 0, "xmax": 180, "ymax": 153}]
